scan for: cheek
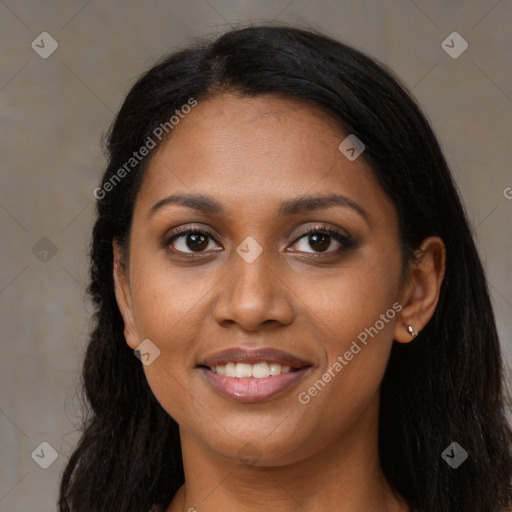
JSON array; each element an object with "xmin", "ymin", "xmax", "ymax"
[
  {"xmin": 297, "ymin": 248, "xmax": 401, "ymax": 350},
  {"xmin": 294, "ymin": 245, "xmax": 401, "ymax": 400},
  {"xmin": 129, "ymin": 249, "xmax": 220, "ymax": 340},
  {"xmin": 127, "ymin": 254, "xmax": 225, "ymax": 425},
  {"xmin": 293, "ymin": 286, "xmax": 398, "ymax": 453}
]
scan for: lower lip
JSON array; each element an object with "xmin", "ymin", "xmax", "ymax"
[{"xmin": 199, "ymin": 367, "xmax": 311, "ymax": 403}]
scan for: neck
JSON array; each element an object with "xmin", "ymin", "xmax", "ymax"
[{"xmin": 167, "ymin": 394, "xmax": 408, "ymax": 512}]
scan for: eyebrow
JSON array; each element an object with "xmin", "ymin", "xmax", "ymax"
[{"xmin": 148, "ymin": 193, "xmax": 369, "ymax": 223}]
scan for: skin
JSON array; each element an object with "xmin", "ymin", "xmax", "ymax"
[{"xmin": 113, "ymin": 93, "xmax": 446, "ymax": 512}]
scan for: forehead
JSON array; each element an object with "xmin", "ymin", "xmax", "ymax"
[{"xmin": 134, "ymin": 93, "xmax": 393, "ymax": 222}]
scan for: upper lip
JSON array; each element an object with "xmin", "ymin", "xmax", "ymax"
[{"xmin": 197, "ymin": 347, "xmax": 312, "ymax": 369}]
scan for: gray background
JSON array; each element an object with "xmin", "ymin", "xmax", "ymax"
[{"xmin": 1, "ymin": 1, "xmax": 511, "ymax": 510}]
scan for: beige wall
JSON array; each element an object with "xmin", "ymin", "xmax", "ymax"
[{"xmin": 1, "ymin": 1, "xmax": 510, "ymax": 510}]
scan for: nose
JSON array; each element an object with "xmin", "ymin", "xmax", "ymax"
[{"xmin": 211, "ymin": 249, "xmax": 295, "ymax": 332}]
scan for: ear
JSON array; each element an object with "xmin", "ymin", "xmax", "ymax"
[
  {"xmin": 112, "ymin": 240, "xmax": 140, "ymax": 350},
  {"xmin": 394, "ymin": 236, "xmax": 446, "ymax": 343}
]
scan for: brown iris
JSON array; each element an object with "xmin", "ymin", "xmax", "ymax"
[
  {"xmin": 186, "ymin": 233, "xmax": 209, "ymax": 251},
  {"xmin": 308, "ymin": 233, "xmax": 330, "ymax": 252}
]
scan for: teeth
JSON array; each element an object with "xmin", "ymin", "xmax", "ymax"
[
  {"xmin": 235, "ymin": 363, "xmax": 252, "ymax": 378},
  {"xmin": 252, "ymin": 362, "xmax": 270, "ymax": 378},
  {"xmin": 210, "ymin": 362, "xmax": 293, "ymax": 378},
  {"xmin": 224, "ymin": 362, "xmax": 236, "ymax": 377},
  {"xmin": 269, "ymin": 363, "xmax": 282, "ymax": 375}
]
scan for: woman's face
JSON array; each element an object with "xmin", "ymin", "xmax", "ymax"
[{"xmin": 115, "ymin": 93, "xmax": 407, "ymax": 465}]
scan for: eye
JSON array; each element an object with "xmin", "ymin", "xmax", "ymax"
[
  {"xmin": 289, "ymin": 225, "xmax": 354, "ymax": 254},
  {"xmin": 165, "ymin": 228, "xmax": 221, "ymax": 255},
  {"xmin": 164, "ymin": 225, "xmax": 354, "ymax": 257}
]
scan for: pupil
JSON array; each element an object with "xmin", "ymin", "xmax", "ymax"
[
  {"xmin": 187, "ymin": 233, "xmax": 208, "ymax": 251},
  {"xmin": 309, "ymin": 233, "xmax": 330, "ymax": 252}
]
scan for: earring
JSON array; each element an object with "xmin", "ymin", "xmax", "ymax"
[{"xmin": 407, "ymin": 325, "xmax": 418, "ymax": 338}]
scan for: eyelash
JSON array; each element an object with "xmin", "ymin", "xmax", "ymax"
[
  {"xmin": 163, "ymin": 225, "xmax": 355, "ymax": 258},
  {"xmin": 292, "ymin": 225, "xmax": 354, "ymax": 250}
]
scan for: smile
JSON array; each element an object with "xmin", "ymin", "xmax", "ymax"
[
  {"xmin": 197, "ymin": 346, "xmax": 313, "ymax": 402},
  {"xmin": 208, "ymin": 361, "xmax": 296, "ymax": 378}
]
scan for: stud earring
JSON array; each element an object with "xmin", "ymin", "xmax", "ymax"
[{"xmin": 407, "ymin": 325, "xmax": 418, "ymax": 338}]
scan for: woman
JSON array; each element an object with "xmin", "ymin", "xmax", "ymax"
[{"xmin": 59, "ymin": 25, "xmax": 512, "ymax": 511}]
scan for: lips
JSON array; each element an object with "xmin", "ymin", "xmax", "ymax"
[
  {"xmin": 197, "ymin": 347, "xmax": 312, "ymax": 403},
  {"xmin": 197, "ymin": 347, "xmax": 311, "ymax": 369}
]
